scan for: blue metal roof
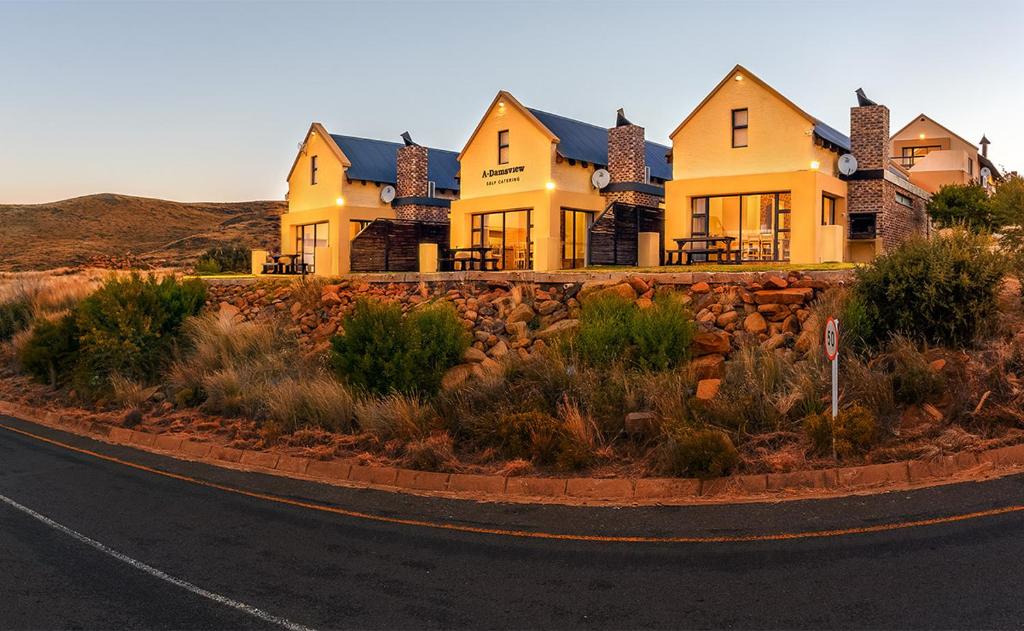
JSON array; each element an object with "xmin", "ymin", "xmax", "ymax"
[
  {"xmin": 329, "ymin": 135, "xmax": 460, "ymax": 191},
  {"xmin": 526, "ymin": 108, "xmax": 673, "ymax": 181},
  {"xmin": 812, "ymin": 120, "xmax": 851, "ymax": 153}
]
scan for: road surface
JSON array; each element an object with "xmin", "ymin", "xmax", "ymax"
[{"xmin": 3, "ymin": 413, "xmax": 1024, "ymax": 630}]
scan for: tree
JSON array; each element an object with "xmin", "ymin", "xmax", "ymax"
[
  {"xmin": 926, "ymin": 183, "xmax": 997, "ymax": 232},
  {"xmin": 991, "ymin": 175, "xmax": 1024, "ymax": 268}
]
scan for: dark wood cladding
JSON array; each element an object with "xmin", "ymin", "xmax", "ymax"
[
  {"xmin": 350, "ymin": 219, "xmax": 450, "ymax": 272},
  {"xmin": 587, "ymin": 202, "xmax": 664, "ymax": 266}
]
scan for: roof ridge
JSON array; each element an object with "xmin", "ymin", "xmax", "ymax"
[
  {"xmin": 329, "ymin": 133, "xmax": 458, "ymax": 155},
  {"xmin": 527, "ymin": 107, "xmax": 670, "ymax": 150}
]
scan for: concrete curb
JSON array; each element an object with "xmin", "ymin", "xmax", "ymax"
[{"xmin": 2, "ymin": 399, "xmax": 1021, "ymax": 506}]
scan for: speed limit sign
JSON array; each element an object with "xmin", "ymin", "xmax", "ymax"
[
  {"xmin": 824, "ymin": 317, "xmax": 840, "ymax": 420},
  {"xmin": 824, "ymin": 317, "xmax": 839, "ymax": 361}
]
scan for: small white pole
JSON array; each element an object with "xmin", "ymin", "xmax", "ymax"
[{"xmin": 831, "ymin": 319, "xmax": 840, "ymax": 420}]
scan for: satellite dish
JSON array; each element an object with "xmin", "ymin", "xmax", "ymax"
[
  {"xmin": 980, "ymin": 166, "xmax": 992, "ymax": 180},
  {"xmin": 380, "ymin": 185, "xmax": 396, "ymax": 204},
  {"xmin": 838, "ymin": 154, "xmax": 858, "ymax": 176},
  {"xmin": 591, "ymin": 168, "xmax": 611, "ymax": 189}
]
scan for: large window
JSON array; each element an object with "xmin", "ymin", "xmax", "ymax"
[
  {"xmin": 498, "ymin": 130, "xmax": 510, "ymax": 165},
  {"xmin": 690, "ymin": 192, "xmax": 790, "ymax": 262},
  {"xmin": 560, "ymin": 209, "xmax": 594, "ymax": 269},
  {"xmin": 295, "ymin": 222, "xmax": 328, "ymax": 272},
  {"xmin": 822, "ymin": 195, "xmax": 837, "ymax": 225},
  {"xmin": 310, "ymin": 155, "xmax": 318, "ymax": 185},
  {"xmin": 899, "ymin": 145, "xmax": 940, "ymax": 168},
  {"xmin": 731, "ymin": 109, "xmax": 748, "ymax": 148},
  {"xmin": 471, "ymin": 209, "xmax": 532, "ymax": 270}
]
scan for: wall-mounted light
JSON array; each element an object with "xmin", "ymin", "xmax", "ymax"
[
  {"xmin": 498, "ymin": 101, "xmax": 505, "ymax": 108},
  {"xmin": 918, "ymin": 133, "xmax": 926, "ymax": 140},
  {"xmin": 734, "ymin": 74, "xmax": 743, "ymax": 81},
  {"xmin": 545, "ymin": 181, "xmax": 556, "ymax": 190},
  {"xmin": 335, "ymin": 197, "xmax": 345, "ymax": 206},
  {"xmin": 810, "ymin": 160, "xmax": 820, "ymax": 170}
]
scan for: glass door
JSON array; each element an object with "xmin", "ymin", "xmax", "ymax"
[
  {"xmin": 296, "ymin": 222, "xmax": 328, "ymax": 273},
  {"xmin": 561, "ymin": 209, "xmax": 594, "ymax": 269}
]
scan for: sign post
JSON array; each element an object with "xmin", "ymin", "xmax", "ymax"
[{"xmin": 824, "ymin": 317, "xmax": 840, "ymax": 420}]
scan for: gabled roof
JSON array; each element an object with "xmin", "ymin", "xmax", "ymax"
[
  {"xmin": 890, "ymin": 113, "xmax": 979, "ymax": 151},
  {"xmin": 670, "ymin": 64, "xmax": 850, "ymax": 153},
  {"xmin": 330, "ymin": 135, "xmax": 460, "ymax": 191},
  {"xmin": 526, "ymin": 108, "xmax": 673, "ymax": 181}
]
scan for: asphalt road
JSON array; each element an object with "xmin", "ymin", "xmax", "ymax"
[{"xmin": 3, "ymin": 414, "xmax": 1024, "ymax": 630}]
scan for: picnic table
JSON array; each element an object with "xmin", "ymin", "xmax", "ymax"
[
  {"xmin": 441, "ymin": 246, "xmax": 501, "ymax": 271},
  {"xmin": 665, "ymin": 236, "xmax": 740, "ymax": 265}
]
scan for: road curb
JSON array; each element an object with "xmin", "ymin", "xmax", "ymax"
[{"xmin": 2, "ymin": 399, "xmax": 1023, "ymax": 507}]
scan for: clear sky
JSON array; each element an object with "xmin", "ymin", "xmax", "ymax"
[{"xmin": 1, "ymin": 0, "xmax": 1021, "ymax": 204}]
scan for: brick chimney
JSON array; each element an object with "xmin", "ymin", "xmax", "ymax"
[
  {"xmin": 602, "ymin": 109, "xmax": 661, "ymax": 207},
  {"xmin": 847, "ymin": 90, "xmax": 926, "ymax": 253},
  {"xmin": 394, "ymin": 132, "xmax": 447, "ymax": 222}
]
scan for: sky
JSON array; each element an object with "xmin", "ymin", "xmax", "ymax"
[{"xmin": 1, "ymin": 0, "xmax": 1022, "ymax": 204}]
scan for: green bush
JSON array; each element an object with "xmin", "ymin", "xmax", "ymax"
[
  {"xmin": 16, "ymin": 314, "xmax": 80, "ymax": 386},
  {"xmin": 330, "ymin": 300, "xmax": 468, "ymax": 396},
  {"xmin": 574, "ymin": 293, "xmax": 635, "ymax": 367},
  {"xmin": 803, "ymin": 404, "xmax": 878, "ymax": 458},
  {"xmin": 573, "ymin": 292, "xmax": 695, "ymax": 370},
  {"xmin": 631, "ymin": 294, "xmax": 696, "ymax": 371},
  {"xmin": 854, "ymin": 230, "xmax": 1007, "ymax": 347},
  {"xmin": 879, "ymin": 337, "xmax": 944, "ymax": 405},
  {"xmin": 657, "ymin": 426, "xmax": 739, "ymax": 478},
  {"xmin": 926, "ymin": 183, "xmax": 1001, "ymax": 232},
  {"xmin": 70, "ymin": 274, "xmax": 207, "ymax": 398},
  {"xmin": 0, "ymin": 299, "xmax": 33, "ymax": 342},
  {"xmin": 195, "ymin": 242, "xmax": 250, "ymax": 274}
]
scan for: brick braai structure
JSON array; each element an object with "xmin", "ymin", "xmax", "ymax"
[
  {"xmin": 394, "ymin": 136, "xmax": 449, "ymax": 223},
  {"xmin": 847, "ymin": 96, "xmax": 929, "ymax": 253},
  {"xmin": 601, "ymin": 110, "xmax": 662, "ymax": 208}
]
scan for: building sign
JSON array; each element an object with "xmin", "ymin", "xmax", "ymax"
[{"xmin": 482, "ymin": 165, "xmax": 526, "ymax": 186}]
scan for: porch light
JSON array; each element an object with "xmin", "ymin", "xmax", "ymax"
[
  {"xmin": 734, "ymin": 74, "xmax": 743, "ymax": 81},
  {"xmin": 810, "ymin": 160, "xmax": 820, "ymax": 170},
  {"xmin": 919, "ymin": 133, "xmax": 926, "ymax": 140},
  {"xmin": 335, "ymin": 197, "xmax": 345, "ymax": 206},
  {"xmin": 545, "ymin": 181, "xmax": 556, "ymax": 190}
]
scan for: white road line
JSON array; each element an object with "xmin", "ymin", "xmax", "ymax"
[{"xmin": 0, "ymin": 492, "xmax": 316, "ymax": 631}]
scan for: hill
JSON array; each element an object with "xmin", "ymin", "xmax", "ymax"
[{"xmin": 0, "ymin": 193, "xmax": 284, "ymax": 271}]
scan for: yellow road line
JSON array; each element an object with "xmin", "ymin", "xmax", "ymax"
[{"xmin": 2, "ymin": 421, "xmax": 1019, "ymax": 544}]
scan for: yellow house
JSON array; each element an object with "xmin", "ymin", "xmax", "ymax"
[
  {"xmin": 280, "ymin": 123, "xmax": 459, "ymax": 275},
  {"xmin": 449, "ymin": 92, "xmax": 671, "ymax": 271},
  {"xmin": 891, "ymin": 114, "xmax": 1003, "ymax": 194},
  {"xmin": 664, "ymin": 65, "xmax": 851, "ymax": 264}
]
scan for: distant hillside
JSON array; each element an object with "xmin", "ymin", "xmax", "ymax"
[{"xmin": 0, "ymin": 193, "xmax": 284, "ymax": 271}]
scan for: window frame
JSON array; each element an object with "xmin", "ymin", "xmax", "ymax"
[
  {"xmin": 471, "ymin": 208, "xmax": 533, "ymax": 270},
  {"xmin": 497, "ymin": 129, "xmax": 510, "ymax": 165},
  {"xmin": 821, "ymin": 194, "xmax": 837, "ymax": 226},
  {"xmin": 560, "ymin": 208, "xmax": 595, "ymax": 269},
  {"xmin": 427, "ymin": 180, "xmax": 436, "ymax": 198},
  {"xmin": 310, "ymin": 155, "xmax": 318, "ymax": 185},
  {"xmin": 731, "ymin": 108, "xmax": 749, "ymax": 148},
  {"xmin": 895, "ymin": 191, "xmax": 914, "ymax": 208}
]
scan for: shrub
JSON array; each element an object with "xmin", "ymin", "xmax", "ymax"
[
  {"xmin": 657, "ymin": 426, "xmax": 739, "ymax": 478},
  {"xmin": 573, "ymin": 292, "xmax": 695, "ymax": 371},
  {"xmin": 195, "ymin": 242, "xmax": 250, "ymax": 274},
  {"xmin": 402, "ymin": 433, "xmax": 459, "ymax": 472},
  {"xmin": 16, "ymin": 314, "xmax": 79, "ymax": 386},
  {"xmin": 330, "ymin": 300, "xmax": 468, "ymax": 396},
  {"xmin": 0, "ymin": 299, "xmax": 33, "ymax": 342},
  {"xmin": 110, "ymin": 375, "xmax": 159, "ymax": 409},
  {"xmin": 70, "ymin": 274, "xmax": 207, "ymax": 398},
  {"xmin": 926, "ymin": 183, "xmax": 1000, "ymax": 232},
  {"xmin": 573, "ymin": 293, "xmax": 635, "ymax": 367},
  {"xmin": 631, "ymin": 294, "xmax": 696, "ymax": 371},
  {"xmin": 854, "ymin": 230, "xmax": 1007, "ymax": 347},
  {"xmin": 803, "ymin": 404, "xmax": 878, "ymax": 459}
]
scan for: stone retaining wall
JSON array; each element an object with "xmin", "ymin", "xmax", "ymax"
[{"xmin": 205, "ymin": 270, "xmax": 854, "ymax": 387}]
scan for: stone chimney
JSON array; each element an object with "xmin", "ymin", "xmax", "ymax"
[
  {"xmin": 602, "ymin": 109, "xmax": 661, "ymax": 207},
  {"xmin": 849, "ymin": 101, "xmax": 889, "ymax": 172},
  {"xmin": 394, "ymin": 132, "xmax": 447, "ymax": 222}
]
